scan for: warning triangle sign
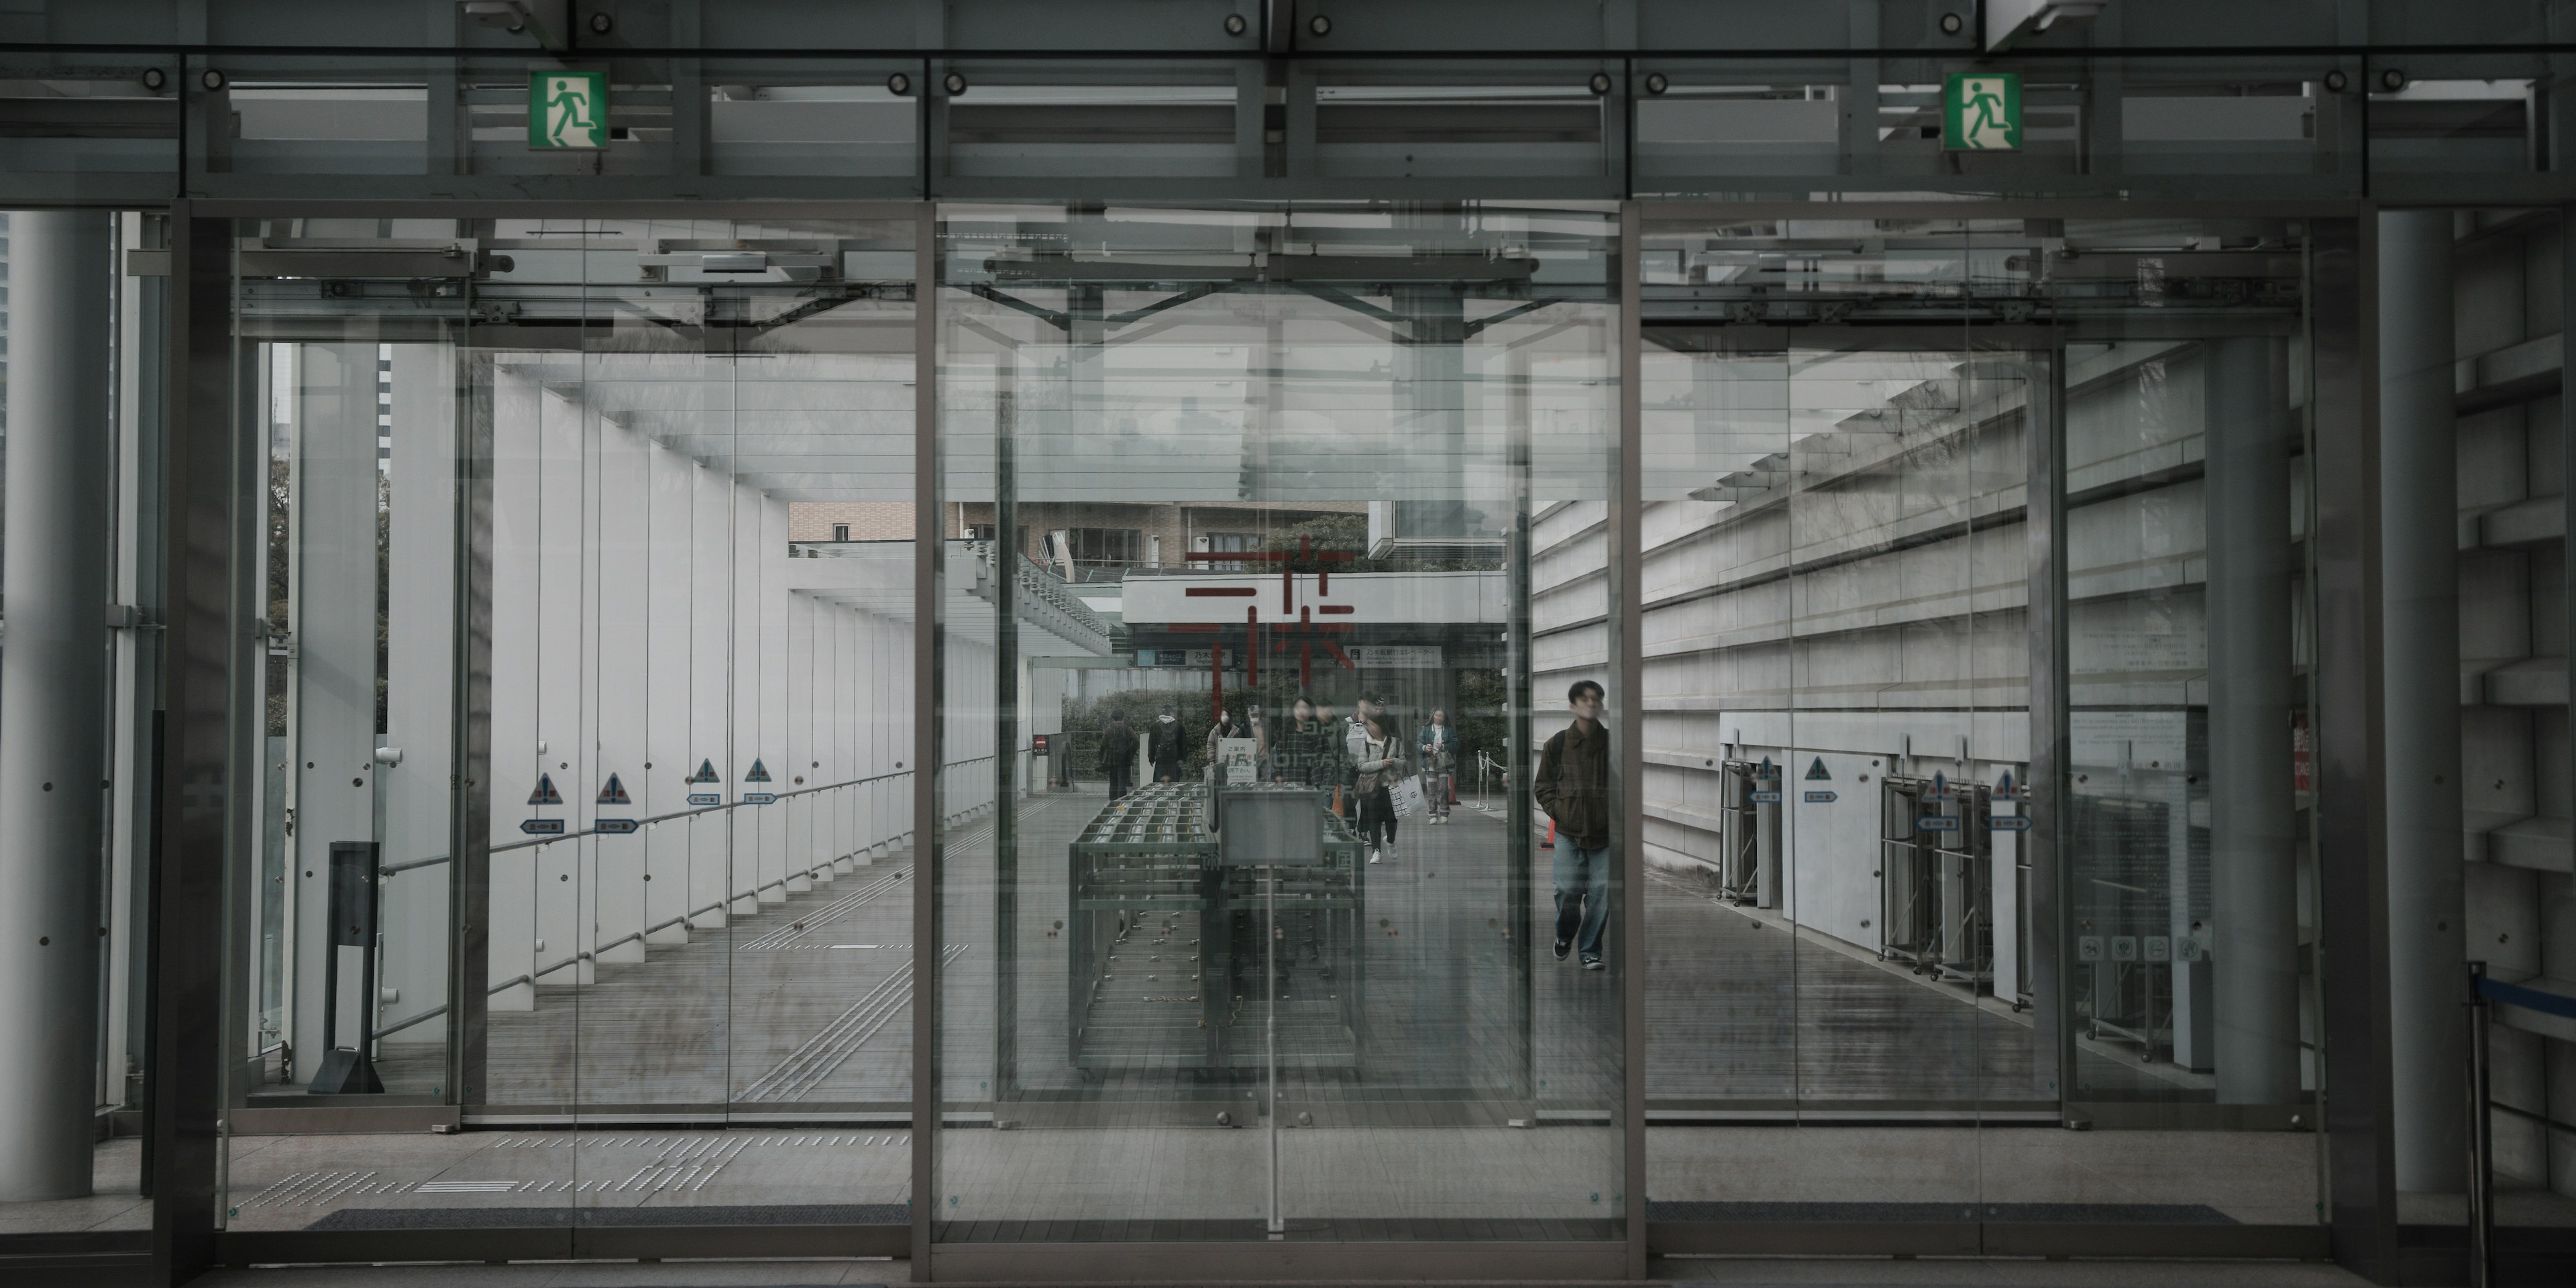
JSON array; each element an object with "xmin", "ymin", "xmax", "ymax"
[
  {"xmin": 688, "ymin": 759, "xmax": 719, "ymax": 784},
  {"xmin": 597, "ymin": 773, "xmax": 631, "ymax": 805},
  {"xmin": 1996, "ymin": 770, "xmax": 2016, "ymax": 798},
  {"xmin": 744, "ymin": 759, "xmax": 772, "ymax": 784},
  {"xmin": 1805, "ymin": 756, "xmax": 1831, "ymax": 782},
  {"xmin": 1931, "ymin": 770, "xmax": 1948, "ymax": 799},
  {"xmin": 527, "ymin": 773, "xmax": 563, "ymax": 806}
]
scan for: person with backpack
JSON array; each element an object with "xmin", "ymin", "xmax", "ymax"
[{"xmin": 1146, "ymin": 706, "xmax": 1186, "ymax": 784}]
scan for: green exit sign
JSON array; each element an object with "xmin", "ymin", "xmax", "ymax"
[
  {"xmin": 1943, "ymin": 72, "xmax": 2021, "ymax": 150},
  {"xmin": 529, "ymin": 70, "xmax": 608, "ymax": 150}
]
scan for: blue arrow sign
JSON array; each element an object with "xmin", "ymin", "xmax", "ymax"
[
  {"xmin": 1805, "ymin": 790, "xmax": 1838, "ymax": 803},
  {"xmin": 686, "ymin": 792, "xmax": 722, "ymax": 806},
  {"xmin": 596, "ymin": 818, "xmax": 639, "ymax": 835},
  {"xmin": 519, "ymin": 818, "xmax": 566, "ymax": 836},
  {"xmin": 1990, "ymin": 816, "xmax": 2033, "ymax": 832},
  {"xmin": 742, "ymin": 792, "xmax": 777, "ymax": 805},
  {"xmin": 1750, "ymin": 790, "xmax": 1782, "ymax": 804},
  {"xmin": 1917, "ymin": 815, "xmax": 1960, "ymax": 832}
]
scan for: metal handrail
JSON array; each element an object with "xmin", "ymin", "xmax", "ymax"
[
  {"xmin": 368, "ymin": 752, "xmax": 1024, "ymax": 1043},
  {"xmin": 373, "ymin": 767, "xmax": 920, "ymax": 872},
  {"xmin": 488, "ymin": 767, "xmax": 914, "ymax": 855}
]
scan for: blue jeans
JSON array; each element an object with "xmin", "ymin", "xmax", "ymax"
[{"xmin": 1552, "ymin": 843, "xmax": 1611, "ymax": 961}]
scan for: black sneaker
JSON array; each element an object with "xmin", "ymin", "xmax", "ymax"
[
  {"xmin": 1582, "ymin": 957, "xmax": 1605, "ymax": 971},
  {"xmin": 1552, "ymin": 940, "xmax": 1571, "ymax": 961}
]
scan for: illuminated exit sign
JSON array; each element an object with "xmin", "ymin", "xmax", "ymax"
[
  {"xmin": 529, "ymin": 70, "xmax": 608, "ymax": 150},
  {"xmin": 1943, "ymin": 72, "xmax": 2021, "ymax": 150}
]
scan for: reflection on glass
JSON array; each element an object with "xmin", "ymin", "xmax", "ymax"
[{"xmin": 935, "ymin": 203, "xmax": 1623, "ymax": 1242}]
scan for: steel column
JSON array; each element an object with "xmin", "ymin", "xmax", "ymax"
[
  {"xmin": 2203, "ymin": 335, "xmax": 2302, "ymax": 1104},
  {"xmin": 0, "ymin": 209, "xmax": 116, "ymax": 1200},
  {"xmin": 148, "ymin": 206, "xmax": 235, "ymax": 1285},
  {"xmin": 2378, "ymin": 208, "xmax": 2467, "ymax": 1194},
  {"xmin": 1615, "ymin": 199, "xmax": 1646, "ymax": 1280},
  {"xmin": 2025, "ymin": 346, "xmax": 2070, "ymax": 1107},
  {"xmin": 909, "ymin": 199, "xmax": 942, "ymax": 1282},
  {"xmin": 2312, "ymin": 213, "xmax": 2401, "ymax": 1281}
]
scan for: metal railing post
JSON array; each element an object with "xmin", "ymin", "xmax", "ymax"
[{"xmin": 2464, "ymin": 960, "xmax": 2494, "ymax": 1288}]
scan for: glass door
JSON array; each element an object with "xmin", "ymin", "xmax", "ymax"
[
  {"xmin": 934, "ymin": 203, "xmax": 1625, "ymax": 1250},
  {"xmin": 1636, "ymin": 216, "xmax": 2324, "ymax": 1234},
  {"xmin": 220, "ymin": 214, "xmax": 921, "ymax": 1235}
]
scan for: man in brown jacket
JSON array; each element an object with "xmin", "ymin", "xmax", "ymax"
[{"xmin": 1534, "ymin": 679, "xmax": 1611, "ymax": 969}]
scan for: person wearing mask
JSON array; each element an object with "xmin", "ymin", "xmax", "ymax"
[
  {"xmin": 1418, "ymin": 708, "xmax": 1456, "ymax": 824},
  {"xmin": 1350, "ymin": 706, "xmax": 1404, "ymax": 864},
  {"xmin": 1206, "ymin": 706, "xmax": 1250, "ymax": 782},
  {"xmin": 1147, "ymin": 706, "xmax": 1185, "ymax": 784},
  {"xmin": 1534, "ymin": 680, "xmax": 1612, "ymax": 970},
  {"xmin": 1097, "ymin": 713, "xmax": 1138, "ymax": 801}
]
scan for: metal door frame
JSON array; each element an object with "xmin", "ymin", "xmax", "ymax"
[{"xmin": 123, "ymin": 195, "xmax": 2378, "ymax": 1282}]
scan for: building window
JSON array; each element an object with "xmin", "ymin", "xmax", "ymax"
[
  {"xmin": 1203, "ymin": 531, "xmax": 1260, "ymax": 570},
  {"xmin": 1065, "ymin": 528, "xmax": 1142, "ymax": 565},
  {"xmin": 832, "ymin": 523, "xmax": 851, "ymax": 541}
]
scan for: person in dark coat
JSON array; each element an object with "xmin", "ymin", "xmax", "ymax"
[
  {"xmin": 1098, "ymin": 714, "xmax": 1138, "ymax": 800},
  {"xmin": 1147, "ymin": 706, "xmax": 1186, "ymax": 784},
  {"xmin": 1534, "ymin": 679, "xmax": 1612, "ymax": 969}
]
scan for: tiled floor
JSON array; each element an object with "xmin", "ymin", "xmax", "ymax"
[{"xmin": 0, "ymin": 1136, "xmax": 148, "ymax": 1232}]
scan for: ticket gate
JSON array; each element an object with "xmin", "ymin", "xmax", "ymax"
[
  {"xmin": 1065, "ymin": 782, "xmax": 1366, "ymax": 1075},
  {"xmin": 1878, "ymin": 776, "xmax": 1994, "ymax": 991},
  {"xmin": 1717, "ymin": 759, "xmax": 1781, "ymax": 908}
]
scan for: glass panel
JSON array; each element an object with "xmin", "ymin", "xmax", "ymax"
[
  {"xmin": 1638, "ymin": 215, "xmax": 2325, "ymax": 1230},
  {"xmin": 935, "ymin": 202, "xmax": 1624, "ymax": 1242},
  {"xmin": 219, "ymin": 215, "xmax": 917, "ymax": 1232}
]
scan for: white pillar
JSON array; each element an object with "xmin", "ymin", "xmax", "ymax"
[
  {"xmin": 644, "ymin": 441, "xmax": 693, "ymax": 944},
  {"xmin": 289, "ymin": 341, "xmax": 384, "ymax": 1079},
  {"xmin": 2381, "ymin": 209, "xmax": 2467, "ymax": 1191},
  {"xmin": 590, "ymin": 410, "xmax": 648, "ymax": 965},
  {"xmin": 381, "ymin": 342, "xmax": 460, "ymax": 1049},
  {"xmin": 0, "ymin": 210, "xmax": 113, "ymax": 1199},
  {"xmin": 485, "ymin": 365, "xmax": 542, "ymax": 1012},
  {"xmin": 2203, "ymin": 337, "xmax": 2302, "ymax": 1102}
]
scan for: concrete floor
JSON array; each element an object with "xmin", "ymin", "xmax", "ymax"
[{"xmin": 15, "ymin": 786, "xmax": 2561, "ymax": 1244}]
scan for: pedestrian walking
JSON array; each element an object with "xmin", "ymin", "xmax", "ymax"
[
  {"xmin": 1098, "ymin": 713, "xmax": 1137, "ymax": 801},
  {"xmin": 1534, "ymin": 680, "xmax": 1611, "ymax": 969},
  {"xmin": 1350, "ymin": 706, "xmax": 1404, "ymax": 865},
  {"xmin": 1418, "ymin": 708, "xmax": 1456, "ymax": 824},
  {"xmin": 1147, "ymin": 706, "xmax": 1185, "ymax": 784}
]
